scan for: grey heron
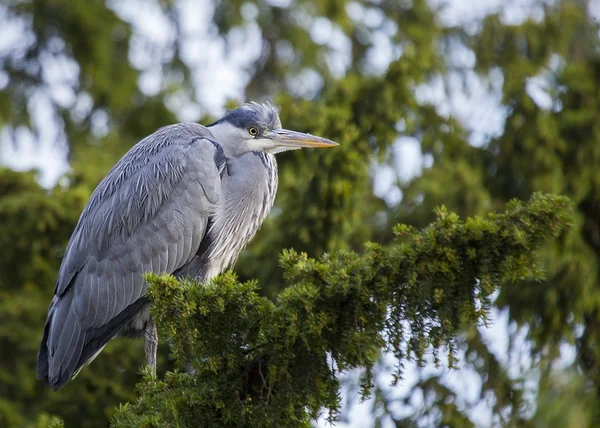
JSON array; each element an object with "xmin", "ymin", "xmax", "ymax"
[{"xmin": 37, "ymin": 102, "xmax": 337, "ymax": 390}]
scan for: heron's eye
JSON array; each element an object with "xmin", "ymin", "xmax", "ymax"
[{"xmin": 249, "ymin": 127, "xmax": 258, "ymax": 136}]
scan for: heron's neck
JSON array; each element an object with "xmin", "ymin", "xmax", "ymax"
[
  {"xmin": 222, "ymin": 151, "xmax": 277, "ymax": 232},
  {"xmin": 200, "ymin": 151, "xmax": 278, "ymax": 280}
]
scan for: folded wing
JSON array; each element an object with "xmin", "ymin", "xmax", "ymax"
[{"xmin": 37, "ymin": 123, "xmax": 225, "ymax": 389}]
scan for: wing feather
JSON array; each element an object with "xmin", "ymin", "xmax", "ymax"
[
  {"xmin": 165, "ymin": 243, "xmax": 176, "ymax": 273},
  {"xmin": 50, "ymin": 306, "xmax": 78, "ymax": 380}
]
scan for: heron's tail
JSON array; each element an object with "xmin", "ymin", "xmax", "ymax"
[
  {"xmin": 37, "ymin": 292, "xmax": 149, "ymax": 390},
  {"xmin": 37, "ymin": 292, "xmax": 86, "ymax": 390}
]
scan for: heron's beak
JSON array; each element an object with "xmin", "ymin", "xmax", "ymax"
[{"xmin": 268, "ymin": 129, "xmax": 338, "ymax": 149}]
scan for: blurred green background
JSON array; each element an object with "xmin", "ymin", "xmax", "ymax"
[{"xmin": 0, "ymin": 0, "xmax": 599, "ymax": 426}]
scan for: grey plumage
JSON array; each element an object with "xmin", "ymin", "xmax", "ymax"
[{"xmin": 37, "ymin": 102, "xmax": 337, "ymax": 390}]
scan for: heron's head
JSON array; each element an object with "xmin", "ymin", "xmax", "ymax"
[{"xmin": 207, "ymin": 102, "xmax": 338, "ymax": 157}]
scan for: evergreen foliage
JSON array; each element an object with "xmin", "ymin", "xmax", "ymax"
[{"xmin": 112, "ymin": 193, "xmax": 571, "ymax": 427}]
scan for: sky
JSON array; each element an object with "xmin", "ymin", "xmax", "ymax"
[{"xmin": 1, "ymin": 0, "xmax": 598, "ymax": 426}]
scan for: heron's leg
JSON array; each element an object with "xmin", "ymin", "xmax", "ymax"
[{"xmin": 144, "ymin": 319, "xmax": 158, "ymax": 377}]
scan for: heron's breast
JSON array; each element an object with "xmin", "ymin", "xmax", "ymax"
[{"xmin": 204, "ymin": 153, "xmax": 278, "ymax": 278}]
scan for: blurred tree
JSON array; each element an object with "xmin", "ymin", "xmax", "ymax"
[
  {"xmin": 382, "ymin": 0, "xmax": 600, "ymax": 426},
  {"xmin": 0, "ymin": 0, "xmax": 596, "ymax": 426},
  {"xmin": 0, "ymin": 1, "xmax": 180, "ymax": 425},
  {"xmin": 0, "ymin": 168, "xmax": 144, "ymax": 426}
]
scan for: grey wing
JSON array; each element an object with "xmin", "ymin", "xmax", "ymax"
[{"xmin": 37, "ymin": 123, "xmax": 225, "ymax": 389}]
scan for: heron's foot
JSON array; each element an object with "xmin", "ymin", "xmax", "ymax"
[{"xmin": 144, "ymin": 320, "xmax": 158, "ymax": 378}]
